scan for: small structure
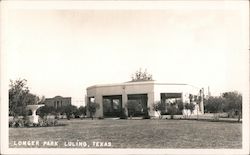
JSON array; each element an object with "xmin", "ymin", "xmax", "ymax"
[
  {"xmin": 86, "ymin": 81, "xmax": 204, "ymax": 118},
  {"xmin": 26, "ymin": 104, "xmax": 44, "ymax": 124}
]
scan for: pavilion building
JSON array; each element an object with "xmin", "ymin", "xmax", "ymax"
[{"xmin": 86, "ymin": 80, "xmax": 204, "ymax": 118}]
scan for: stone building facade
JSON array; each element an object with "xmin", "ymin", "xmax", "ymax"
[{"xmin": 44, "ymin": 96, "xmax": 71, "ymax": 109}]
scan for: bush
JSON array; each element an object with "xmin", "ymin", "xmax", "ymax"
[
  {"xmin": 9, "ymin": 117, "xmax": 26, "ymax": 128},
  {"xmin": 204, "ymin": 97, "xmax": 224, "ymax": 113},
  {"xmin": 166, "ymin": 105, "xmax": 177, "ymax": 115},
  {"xmin": 42, "ymin": 115, "xmax": 58, "ymax": 126},
  {"xmin": 78, "ymin": 106, "xmax": 87, "ymax": 117},
  {"xmin": 9, "ymin": 115, "xmax": 59, "ymax": 128},
  {"xmin": 87, "ymin": 102, "xmax": 100, "ymax": 120},
  {"xmin": 184, "ymin": 102, "xmax": 195, "ymax": 114},
  {"xmin": 37, "ymin": 106, "xmax": 56, "ymax": 118}
]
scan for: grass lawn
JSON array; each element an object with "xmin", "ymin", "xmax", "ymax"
[{"xmin": 9, "ymin": 119, "xmax": 242, "ymax": 148}]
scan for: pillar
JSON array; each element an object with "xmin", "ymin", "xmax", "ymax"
[
  {"xmin": 95, "ymin": 95, "xmax": 103, "ymax": 117},
  {"xmin": 122, "ymin": 93, "xmax": 128, "ymax": 116},
  {"xmin": 148, "ymin": 92, "xmax": 156, "ymax": 116}
]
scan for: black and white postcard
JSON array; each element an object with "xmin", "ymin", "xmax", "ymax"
[{"xmin": 1, "ymin": 0, "xmax": 249, "ymax": 154}]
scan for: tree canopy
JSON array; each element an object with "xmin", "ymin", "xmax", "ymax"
[
  {"xmin": 131, "ymin": 68, "xmax": 153, "ymax": 82},
  {"xmin": 87, "ymin": 101, "xmax": 100, "ymax": 119},
  {"xmin": 9, "ymin": 79, "xmax": 43, "ymax": 116},
  {"xmin": 204, "ymin": 91, "xmax": 242, "ymax": 121}
]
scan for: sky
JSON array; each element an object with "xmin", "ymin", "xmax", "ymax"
[{"xmin": 2, "ymin": 1, "xmax": 249, "ymax": 107}]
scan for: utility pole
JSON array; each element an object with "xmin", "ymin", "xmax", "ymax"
[{"xmin": 199, "ymin": 88, "xmax": 204, "ymax": 114}]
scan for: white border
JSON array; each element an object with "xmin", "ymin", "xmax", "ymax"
[
  {"xmin": 1, "ymin": 1, "xmax": 249, "ymax": 154},
  {"xmin": 1, "ymin": 0, "xmax": 248, "ymax": 10}
]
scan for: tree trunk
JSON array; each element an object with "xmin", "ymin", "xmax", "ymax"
[
  {"xmin": 90, "ymin": 112, "xmax": 93, "ymax": 120},
  {"xmin": 170, "ymin": 115, "xmax": 174, "ymax": 119}
]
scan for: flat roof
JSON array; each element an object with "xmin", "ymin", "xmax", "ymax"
[
  {"xmin": 45, "ymin": 96, "xmax": 71, "ymax": 100},
  {"xmin": 86, "ymin": 81, "xmax": 190, "ymax": 90}
]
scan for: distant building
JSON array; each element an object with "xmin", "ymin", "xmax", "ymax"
[
  {"xmin": 86, "ymin": 80, "xmax": 204, "ymax": 118},
  {"xmin": 44, "ymin": 96, "xmax": 71, "ymax": 109}
]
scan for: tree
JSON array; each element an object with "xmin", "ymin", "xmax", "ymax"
[
  {"xmin": 166, "ymin": 103, "xmax": 178, "ymax": 119},
  {"xmin": 222, "ymin": 91, "xmax": 242, "ymax": 122},
  {"xmin": 87, "ymin": 102, "xmax": 100, "ymax": 120},
  {"xmin": 72, "ymin": 106, "xmax": 80, "ymax": 118},
  {"xmin": 153, "ymin": 100, "xmax": 183, "ymax": 119},
  {"xmin": 204, "ymin": 96, "xmax": 224, "ymax": 113},
  {"xmin": 183, "ymin": 102, "xmax": 195, "ymax": 118},
  {"xmin": 38, "ymin": 105, "xmax": 80, "ymax": 119},
  {"xmin": 60, "ymin": 105, "xmax": 78, "ymax": 120},
  {"xmin": 203, "ymin": 91, "xmax": 242, "ymax": 122},
  {"xmin": 184, "ymin": 102, "xmax": 195, "ymax": 114},
  {"xmin": 131, "ymin": 68, "xmax": 153, "ymax": 82},
  {"xmin": 78, "ymin": 106, "xmax": 87, "ymax": 118},
  {"xmin": 176, "ymin": 100, "xmax": 184, "ymax": 114},
  {"xmin": 153, "ymin": 101, "xmax": 165, "ymax": 117},
  {"xmin": 204, "ymin": 96, "xmax": 225, "ymax": 120},
  {"xmin": 37, "ymin": 106, "xmax": 56, "ymax": 118},
  {"xmin": 9, "ymin": 79, "xmax": 41, "ymax": 117}
]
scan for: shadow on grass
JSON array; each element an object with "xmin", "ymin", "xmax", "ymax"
[
  {"xmin": 10, "ymin": 123, "xmax": 68, "ymax": 128},
  {"xmin": 111, "ymin": 117, "xmax": 242, "ymax": 123},
  {"xmin": 166, "ymin": 118, "xmax": 242, "ymax": 123}
]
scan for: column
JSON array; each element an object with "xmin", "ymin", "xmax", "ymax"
[
  {"xmin": 95, "ymin": 95, "xmax": 103, "ymax": 117},
  {"xmin": 122, "ymin": 93, "xmax": 128, "ymax": 116},
  {"xmin": 148, "ymin": 92, "xmax": 155, "ymax": 116}
]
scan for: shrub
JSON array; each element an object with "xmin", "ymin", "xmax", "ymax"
[
  {"xmin": 78, "ymin": 106, "xmax": 87, "ymax": 117},
  {"xmin": 176, "ymin": 100, "xmax": 184, "ymax": 114},
  {"xmin": 166, "ymin": 104, "xmax": 178, "ymax": 119},
  {"xmin": 37, "ymin": 106, "xmax": 56, "ymax": 118},
  {"xmin": 87, "ymin": 102, "xmax": 100, "ymax": 120},
  {"xmin": 9, "ymin": 117, "xmax": 25, "ymax": 128},
  {"xmin": 9, "ymin": 115, "xmax": 59, "ymax": 128},
  {"xmin": 184, "ymin": 102, "xmax": 195, "ymax": 114},
  {"xmin": 43, "ymin": 115, "xmax": 58, "ymax": 126}
]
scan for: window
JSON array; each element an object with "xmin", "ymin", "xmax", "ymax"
[
  {"xmin": 102, "ymin": 95, "xmax": 122, "ymax": 117},
  {"xmin": 113, "ymin": 99, "xmax": 120, "ymax": 110},
  {"xmin": 103, "ymin": 98, "xmax": 112, "ymax": 113},
  {"xmin": 89, "ymin": 97, "xmax": 95, "ymax": 103}
]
